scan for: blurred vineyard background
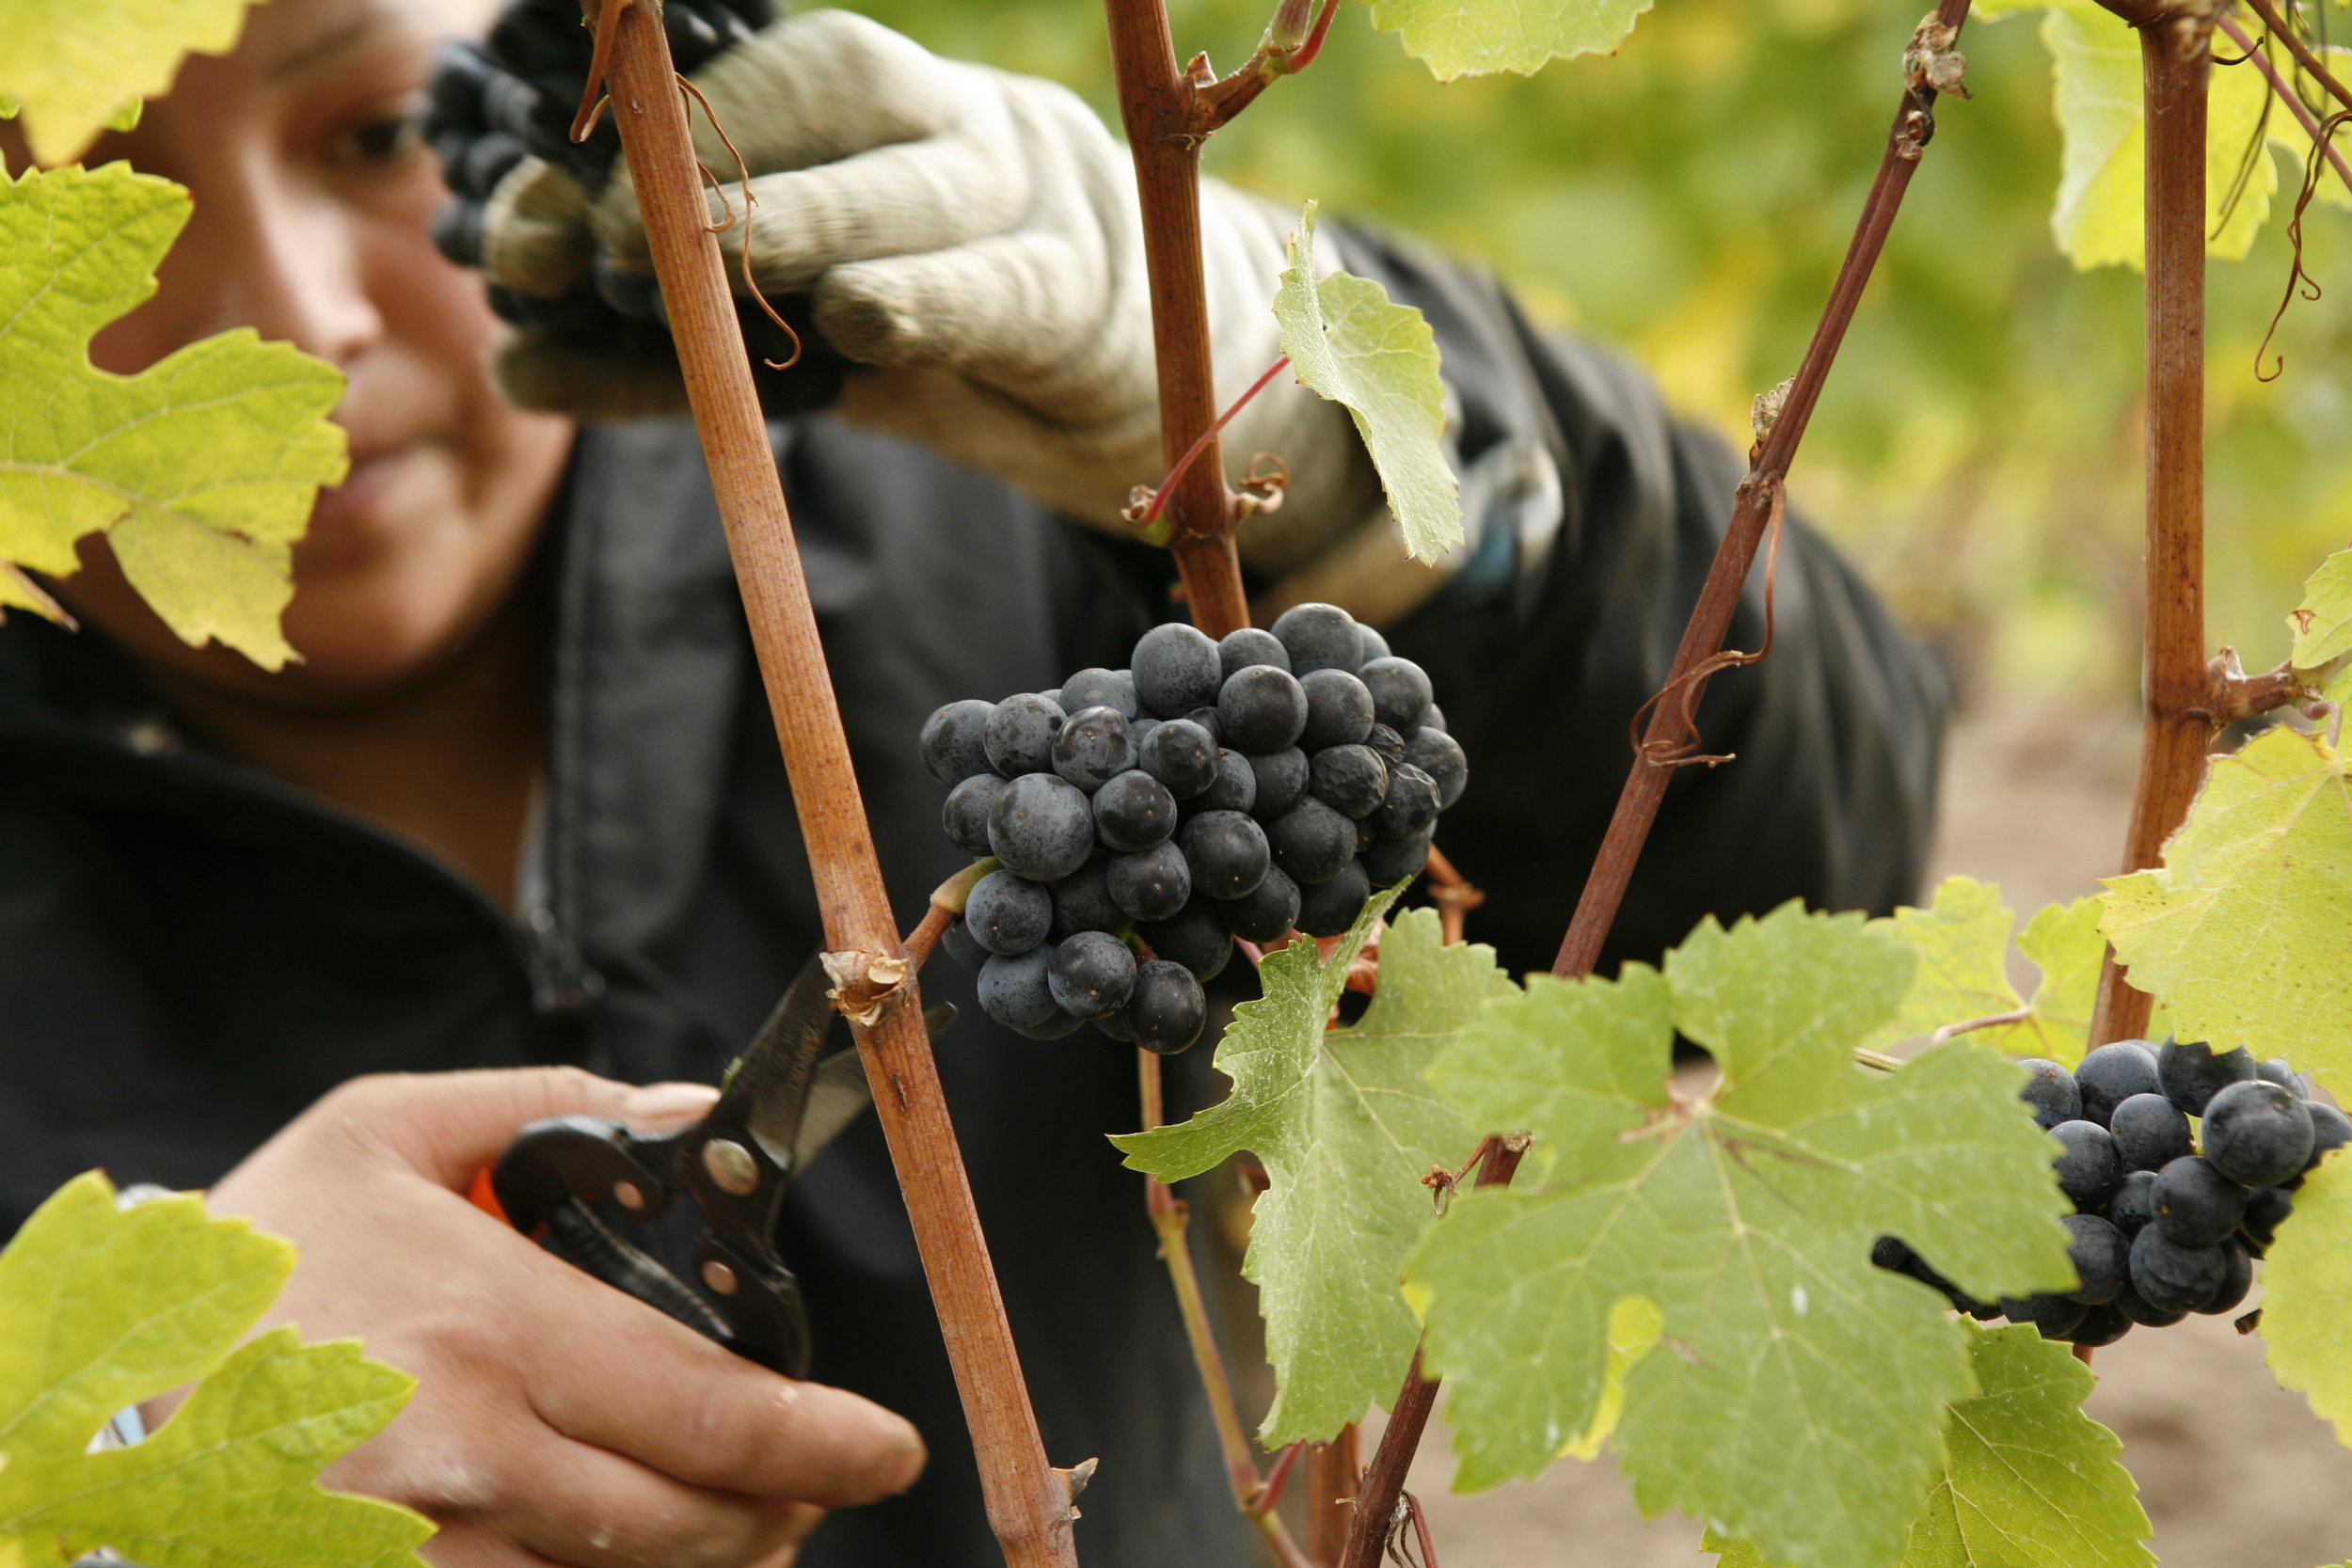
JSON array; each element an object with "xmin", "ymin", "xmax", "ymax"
[{"xmin": 849, "ymin": 0, "xmax": 2352, "ymax": 707}]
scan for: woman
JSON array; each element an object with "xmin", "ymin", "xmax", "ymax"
[{"xmin": 0, "ymin": 1, "xmax": 1947, "ymax": 1563}]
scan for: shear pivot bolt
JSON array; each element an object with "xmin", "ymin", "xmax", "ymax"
[
  {"xmin": 702, "ymin": 1259, "xmax": 739, "ymax": 1295},
  {"xmin": 612, "ymin": 1181, "xmax": 645, "ymax": 1211},
  {"xmin": 703, "ymin": 1139, "xmax": 760, "ymax": 1196}
]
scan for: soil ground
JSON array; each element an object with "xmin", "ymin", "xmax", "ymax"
[{"xmin": 1327, "ymin": 696, "xmax": 2352, "ymax": 1567}]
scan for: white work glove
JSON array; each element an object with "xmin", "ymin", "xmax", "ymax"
[{"xmin": 480, "ymin": 8, "xmax": 1377, "ymax": 562}]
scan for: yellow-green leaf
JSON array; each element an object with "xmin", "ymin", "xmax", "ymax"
[
  {"xmin": 1273, "ymin": 202, "xmax": 1461, "ymax": 562},
  {"xmin": 2101, "ymin": 726, "xmax": 2352, "ymax": 1086},
  {"xmin": 2260, "ymin": 1151, "xmax": 2352, "ymax": 1447},
  {"xmin": 0, "ymin": 0, "xmax": 255, "ymax": 167},
  {"xmin": 0, "ymin": 163, "xmax": 344, "ymax": 667},
  {"xmin": 1365, "ymin": 0, "xmax": 1654, "ymax": 80},
  {"xmin": 2290, "ymin": 547, "xmax": 2352, "ymax": 680},
  {"xmin": 0, "ymin": 1173, "xmax": 431, "ymax": 1567}
]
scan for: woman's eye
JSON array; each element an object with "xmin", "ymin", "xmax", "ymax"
[{"xmin": 326, "ymin": 107, "xmax": 425, "ymax": 169}]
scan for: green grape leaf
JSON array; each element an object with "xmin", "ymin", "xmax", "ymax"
[
  {"xmin": 2101, "ymin": 726, "xmax": 2352, "ymax": 1085},
  {"xmin": 1703, "ymin": 1322, "xmax": 2153, "ymax": 1568},
  {"xmin": 1113, "ymin": 895, "xmax": 1514, "ymax": 1444},
  {"xmin": 1273, "ymin": 201, "xmax": 1462, "ymax": 563},
  {"xmin": 2260, "ymin": 1150, "xmax": 2352, "ymax": 1446},
  {"xmin": 2042, "ymin": 7, "xmax": 2279, "ymax": 269},
  {"xmin": 0, "ymin": 0, "xmax": 253, "ymax": 166},
  {"xmin": 1867, "ymin": 878, "xmax": 2128, "ymax": 1066},
  {"xmin": 2290, "ymin": 547, "xmax": 2352, "ymax": 681},
  {"xmin": 0, "ymin": 1172, "xmax": 431, "ymax": 1567},
  {"xmin": 1408, "ymin": 903, "xmax": 2075, "ymax": 1568},
  {"xmin": 0, "ymin": 163, "xmax": 344, "ymax": 668},
  {"xmin": 1364, "ymin": 0, "xmax": 1653, "ymax": 79}
]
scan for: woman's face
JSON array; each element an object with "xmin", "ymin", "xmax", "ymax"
[{"xmin": 48, "ymin": 0, "xmax": 574, "ymax": 705}]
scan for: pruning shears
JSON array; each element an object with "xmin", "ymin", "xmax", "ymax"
[{"xmin": 471, "ymin": 955, "xmax": 946, "ymax": 1378}]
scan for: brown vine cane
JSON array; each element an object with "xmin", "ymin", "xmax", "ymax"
[{"xmin": 582, "ymin": 3, "xmax": 1081, "ymax": 1562}]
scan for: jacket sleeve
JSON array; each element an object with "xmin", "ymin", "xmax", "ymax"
[{"xmin": 1320, "ymin": 222, "xmax": 1951, "ymax": 980}]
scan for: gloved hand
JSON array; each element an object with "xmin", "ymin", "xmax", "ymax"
[{"xmin": 432, "ymin": 4, "xmax": 1377, "ymax": 558}]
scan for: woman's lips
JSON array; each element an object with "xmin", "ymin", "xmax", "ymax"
[{"xmin": 309, "ymin": 445, "xmax": 416, "ymax": 537}]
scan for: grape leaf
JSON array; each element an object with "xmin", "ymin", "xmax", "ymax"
[
  {"xmin": 2290, "ymin": 547, "xmax": 2352, "ymax": 682},
  {"xmin": 1407, "ymin": 903, "xmax": 2075, "ymax": 1568},
  {"xmin": 1704, "ymin": 1322, "xmax": 2153, "ymax": 1568},
  {"xmin": 1273, "ymin": 202, "xmax": 1462, "ymax": 563},
  {"xmin": 2042, "ymin": 7, "xmax": 2279, "ymax": 269},
  {"xmin": 2101, "ymin": 726, "xmax": 2352, "ymax": 1085},
  {"xmin": 0, "ymin": 0, "xmax": 253, "ymax": 166},
  {"xmin": 1365, "ymin": 0, "xmax": 1654, "ymax": 80},
  {"xmin": 0, "ymin": 1172, "xmax": 431, "ymax": 1567},
  {"xmin": 0, "ymin": 163, "xmax": 344, "ymax": 668},
  {"xmin": 1867, "ymin": 877, "xmax": 2127, "ymax": 1066},
  {"xmin": 1113, "ymin": 896, "xmax": 1514, "ymax": 1444},
  {"xmin": 2260, "ymin": 1150, "xmax": 2352, "ymax": 1447}
]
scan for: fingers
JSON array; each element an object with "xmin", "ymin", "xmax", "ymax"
[
  {"xmin": 817, "ymin": 232, "xmax": 1107, "ymax": 382},
  {"xmin": 493, "ymin": 1437, "xmax": 818, "ymax": 1568},
  {"xmin": 320, "ymin": 1068, "xmax": 712, "ymax": 1190},
  {"xmin": 686, "ymin": 10, "xmax": 964, "ymax": 174},
  {"xmin": 482, "ymin": 157, "xmax": 594, "ymax": 298},
  {"xmin": 522, "ymin": 1297, "xmax": 925, "ymax": 1508}
]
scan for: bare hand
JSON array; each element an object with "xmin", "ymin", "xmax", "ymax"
[{"xmin": 203, "ymin": 1068, "xmax": 926, "ymax": 1567}]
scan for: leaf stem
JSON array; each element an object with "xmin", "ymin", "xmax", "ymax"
[
  {"xmin": 1549, "ymin": 0, "xmax": 1975, "ymax": 981},
  {"xmin": 1338, "ymin": 1134, "xmax": 1531, "ymax": 1568},
  {"xmin": 1138, "ymin": 355, "xmax": 1295, "ymax": 531},
  {"xmin": 2090, "ymin": 8, "xmax": 2215, "ymax": 1050},
  {"xmin": 588, "ymin": 7, "xmax": 1075, "ymax": 1562}
]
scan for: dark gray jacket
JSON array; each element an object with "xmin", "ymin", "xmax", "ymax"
[{"xmin": 0, "ymin": 231, "xmax": 1946, "ymax": 1565}]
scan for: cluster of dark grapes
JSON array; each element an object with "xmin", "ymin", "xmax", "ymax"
[
  {"xmin": 916, "ymin": 603, "xmax": 1467, "ymax": 1054},
  {"xmin": 1877, "ymin": 1037, "xmax": 2350, "ymax": 1345}
]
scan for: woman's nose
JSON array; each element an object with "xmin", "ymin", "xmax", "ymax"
[{"xmin": 210, "ymin": 150, "xmax": 387, "ymax": 370}]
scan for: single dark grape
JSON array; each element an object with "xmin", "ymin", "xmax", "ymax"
[
  {"xmin": 2197, "ymin": 1237, "xmax": 2253, "ymax": 1315},
  {"xmin": 1403, "ymin": 729, "xmax": 1468, "ymax": 810},
  {"xmin": 1359, "ymin": 830, "xmax": 1432, "ymax": 887},
  {"xmin": 1362, "ymin": 722, "xmax": 1407, "ymax": 768},
  {"xmin": 1218, "ymin": 665, "xmax": 1309, "ymax": 753},
  {"xmin": 1358, "ymin": 626, "xmax": 1392, "ymax": 662},
  {"xmin": 2050, "ymin": 1119, "xmax": 2122, "ymax": 1211},
  {"xmin": 1022, "ymin": 1008, "xmax": 1087, "ymax": 1041},
  {"xmin": 1132, "ymin": 623, "xmax": 1224, "ymax": 718},
  {"xmin": 1059, "ymin": 667, "xmax": 1137, "ymax": 719},
  {"xmin": 1185, "ymin": 706, "xmax": 1225, "ymax": 744},
  {"xmin": 1297, "ymin": 669, "xmax": 1376, "ymax": 752},
  {"xmin": 1093, "ymin": 1007, "xmax": 1135, "ymax": 1043},
  {"xmin": 2074, "ymin": 1041, "xmax": 2163, "ymax": 1127},
  {"xmin": 2001, "ymin": 1293, "xmax": 2088, "ymax": 1339},
  {"xmin": 2255, "ymin": 1057, "xmax": 2312, "ymax": 1097},
  {"xmin": 984, "ymin": 693, "xmax": 1067, "ymax": 777},
  {"xmin": 1049, "ymin": 850, "xmax": 1124, "ymax": 939},
  {"xmin": 1139, "ymin": 720, "xmax": 1217, "ymax": 800},
  {"xmin": 2239, "ymin": 1184, "xmax": 2295, "ymax": 1254},
  {"xmin": 1310, "ymin": 744, "xmax": 1390, "ymax": 819},
  {"xmin": 1244, "ymin": 747, "xmax": 1309, "ymax": 818},
  {"xmin": 988, "ymin": 773, "xmax": 1095, "ymax": 881},
  {"xmin": 1216, "ymin": 863, "xmax": 1301, "ymax": 943},
  {"xmin": 2016, "ymin": 1058, "xmax": 2082, "ymax": 1132},
  {"xmin": 1107, "ymin": 840, "xmax": 1191, "ymax": 923},
  {"xmin": 965, "ymin": 869, "xmax": 1052, "ymax": 957},
  {"xmin": 1092, "ymin": 769, "xmax": 1179, "ymax": 852},
  {"xmin": 977, "ymin": 943, "xmax": 1059, "ymax": 1034},
  {"xmin": 1371, "ymin": 762, "xmax": 1441, "ymax": 840},
  {"xmin": 1053, "ymin": 705, "xmax": 1136, "ymax": 795},
  {"xmin": 1180, "ymin": 810, "xmax": 1272, "ymax": 900},
  {"xmin": 2063, "ymin": 1303, "xmax": 2133, "ymax": 1347},
  {"xmin": 1266, "ymin": 797, "xmax": 1359, "ymax": 885},
  {"xmin": 1295, "ymin": 860, "xmax": 1373, "ymax": 939},
  {"xmin": 2128, "ymin": 1225, "xmax": 2226, "ymax": 1316},
  {"xmin": 1358, "ymin": 657, "xmax": 1434, "ymax": 733},
  {"xmin": 1037, "ymin": 688, "xmax": 1063, "ymax": 711},
  {"xmin": 920, "ymin": 699, "xmax": 995, "ymax": 784},
  {"xmin": 2296, "ymin": 1101, "xmax": 2352, "ymax": 1185},
  {"xmin": 1124, "ymin": 959, "xmax": 1207, "ymax": 1053},
  {"xmin": 942, "ymin": 772, "xmax": 1008, "ymax": 857},
  {"xmin": 1217, "ymin": 626, "xmax": 1291, "ymax": 680},
  {"xmin": 1195, "ymin": 749, "xmax": 1258, "ymax": 815},
  {"xmin": 2157, "ymin": 1036, "xmax": 2255, "ymax": 1116},
  {"xmin": 2113, "ymin": 1276, "xmax": 2188, "ymax": 1327},
  {"xmin": 2109, "ymin": 1091, "xmax": 2194, "ymax": 1173},
  {"xmin": 1140, "ymin": 899, "xmax": 1233, "ymax": 981},
  {"xmin": 2152, "ymin": 1155, "xmax": 2248, "ymax": 1246},
  {"xmin": 1048, "ymin": 930, "xmax": 1136, "ymax": 1019},
  {"xmin": 2201, "ymin": 1079, "xmax": 2315, "ymax": 1189},
  {"xmin": 2061, "ymin": 1212, "xmax": 2129, "ymax": 1305},
  {"xmin": 1130, "ymin": 717, "xmax": 1161, "ymax": 753},
  {"xmin": 1270, "ymin": 602, "xmax": 1363, "ymax": 677},
  {"xmin": 1412, "ymin": 703, "xmax": 1447, "ymax": 736},
  {"xmin": 941, "ymin": 913, "xmax": 989, "ymax": 969},
  {"xmin": 2108, "ymin": 1169, "xmax": 2159, "ymax": 1238}
]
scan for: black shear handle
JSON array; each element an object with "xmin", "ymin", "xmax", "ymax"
[{"xmin": 488, "ymin": 1115, "xmax": 812, "ymax": 1379}]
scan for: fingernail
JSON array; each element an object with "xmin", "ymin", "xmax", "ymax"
[
  {"xmin": 884, "ymin": 1434, "xmax": 928, "ymax": 1495},
  {"xmin": 623, "ymin": 1081, "xmax": 722, "ymax": 1129}
]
